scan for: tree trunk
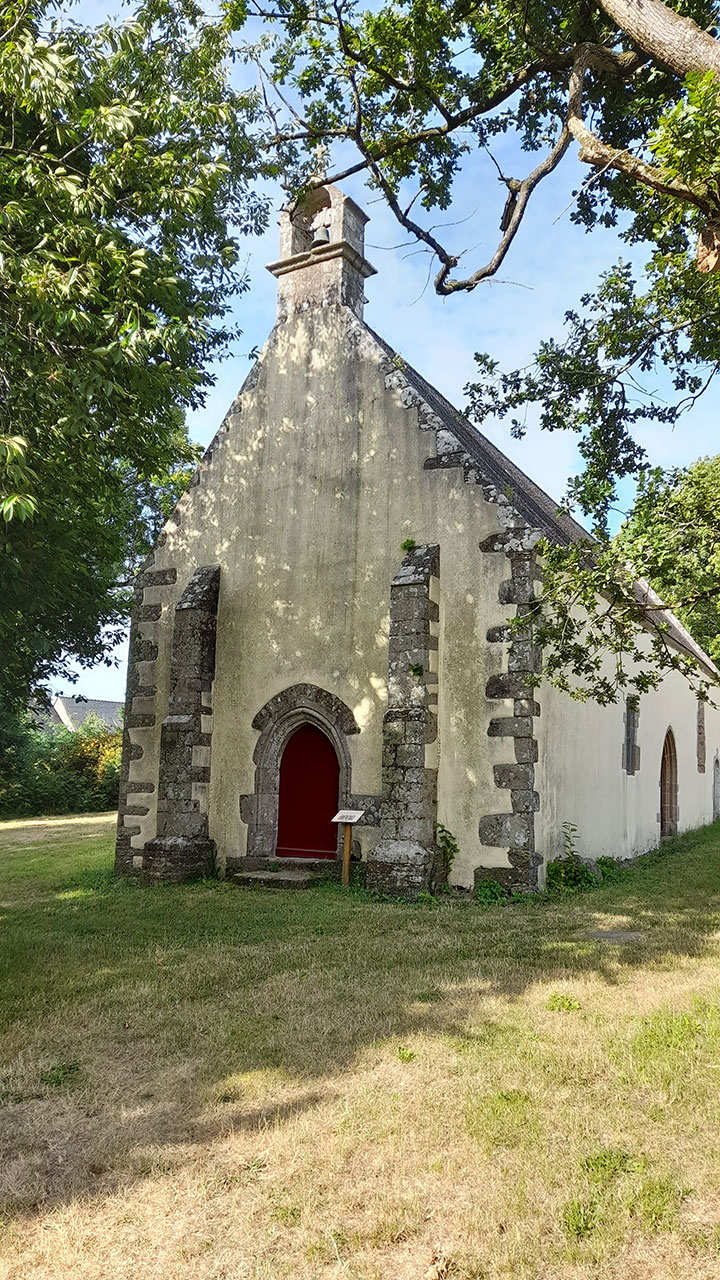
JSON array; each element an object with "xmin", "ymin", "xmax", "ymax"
[{"xmin": 598, "ymin": 0, "xmax": 720, "ymax": 76}]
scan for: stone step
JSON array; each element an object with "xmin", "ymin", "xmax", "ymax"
[{"xmin": 230, "ymin": 859, "xmax": 340, "ymax": 890}]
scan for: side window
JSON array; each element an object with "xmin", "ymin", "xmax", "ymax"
[
  {"xmin": 697, "ymin": 699, "xmax": 707, "ymax": 774},
  {"xmin": 624, "ymin": 697, "xmax": 640, "ymax": 775}
]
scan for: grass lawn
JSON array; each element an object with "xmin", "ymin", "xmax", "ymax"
[{"xmin": 3, "ymin": 819, "xmax": 720, "ymax": 1278}]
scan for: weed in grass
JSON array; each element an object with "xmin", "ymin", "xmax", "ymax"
[
  {"xmin": 368, "ymin": 1216, "xmax": 413, "ymax": 1246},
  {"xmin": 397, "ymin": 1045, "xmax": 416, "ymax": 1062},
  {"xmin": 444, "ymin": 1253, "xmax": 487, "ymax": 1279},
  {"xmin": 269, "ymin": 1199, "xmax": 301, "ymax": 1226},
  {"xmin": 582, "ymin": 1147, "xmax": 644, "ymax": 1186},
  {"xmin": 562, "ymin": 1195, "xmax": 599, "ymax": 1239},
  {"xmin": 630, "ymin": 1175, "xmax": 683, "ymax": 1231},
  {"xmin": 616, "ymin": 1003, "xmax": 720, "ymax": 1089},
  {"xmin": 135, "ymin": 1156, "xmax": 175, "ymax": 1177},
  {"xmin": 39, "ymin": 1060, "xmax": 80, "ymax": 1088},
  {"xmin": 546, "ymin": 993, "xmax": 581, "ymax": 1012},
  {"xmin": 417, "ymin": 890, "xmax": 439, "ymax": 906},
  {"xmin": 213, "ymin": 1156, "xmax": 268, "ymax": 1189},
  {"xmin": 473, "ymin": 879, "xmax": 508, "ymax": 908},
  {"xmin": 465, "ymin": 1088, "xmax": 535, "ymax": 1149},
  {"xmin": 305, "ymin": 1227, "xmax": 350, "ymax": 1264}
]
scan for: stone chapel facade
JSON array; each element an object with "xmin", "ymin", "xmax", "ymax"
[{"xmin": 114, "ymin": 185, "xmax": 720, "ymax": 895}]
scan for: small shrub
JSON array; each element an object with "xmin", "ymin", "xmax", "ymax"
[
  {"xmin": 401, "ymin": 537, "xmax": 416, "ymax": 552},
  {"xmin": 416, "ymin": 889, "xmax": 438, "ymax": 906},
  {"xmin": 397, "ymin": 1045, "xmax": 416, "ymax": 1062},
  {"xmin": 562, "ymin": 1195, "xmax": 599, "ymax": 1239},
  {"xmin": 408, "ymin": 662, "xmax": 424, "ymax": 677},
  {"xmin": 474, "ymin": 878, "xmax": 508, "ymax": 907},
  {"xmin": 597, "ymin": 856, "xmax": 628, "ymax": 883},
  {"xmin": 546, "ymin": 993, "xmax": 581, "ymax": 1012},
  {"xmin": 545, "ymin": 822, "xmax": 596, "ymax": 893}
]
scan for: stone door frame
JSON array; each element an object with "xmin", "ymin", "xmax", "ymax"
[{"xmin": 239, "ymin": 684, "xmax": 360, "ymax": 866}]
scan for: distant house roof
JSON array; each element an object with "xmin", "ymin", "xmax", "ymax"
[{"xmin": 49, "ymin": 696, "xmax": 123, "ymax": 732}]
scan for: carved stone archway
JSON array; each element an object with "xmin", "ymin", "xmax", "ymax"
[{"xmin": 238, "ymin": 684, "xmax": 361, "ymax": 867}]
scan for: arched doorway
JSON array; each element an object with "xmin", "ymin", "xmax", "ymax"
[
  {"xmin": 276, "ymin": 724, "xmax": 340, "ymax": 858},
  {"xmin": 660, "ymin": 728, "xmax": 678, "ymax": 838}
]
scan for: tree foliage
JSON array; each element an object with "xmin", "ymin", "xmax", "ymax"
[
  {"xmin": 618, "ymin": 456, "xmax": 720, "ymax": 663},
  {"xmin": 1, "ymin": 0, "xmax": 271, "ymax": 705},
  {"xmin": 0, "ymin": 705, "xmax": 122, "ymax": 817}
]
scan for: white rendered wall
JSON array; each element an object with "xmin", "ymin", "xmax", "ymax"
[{"xmin": 536, "ymin": 663, "xmax": 720, "ymax": 869}]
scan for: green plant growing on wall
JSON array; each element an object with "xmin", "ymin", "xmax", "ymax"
[
  {"xmin": 401, "ymin": 538, "xmax": 417, "ymax": 553},
  {"xmin": 436, "ymin": 822, "xmax": 459, "ymax": 883},
  {"xmin": 546, "ymin": 822, "xmax": 597, "ymax": 893}
]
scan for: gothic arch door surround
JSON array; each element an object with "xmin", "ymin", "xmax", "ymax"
[
  {"xmin": 276, "ymin": 724, "xmax": 340, "ymax": 858},
  {"xmin": 241, "ymin": 684, "xmax": 360, "ymax": 864},
  {"xmin": 660, "ymin": 728, "xmax": 678, "ymax": 838}
]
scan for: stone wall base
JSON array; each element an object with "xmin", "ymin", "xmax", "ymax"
[
  {"xmin": 474, "ymin": 858, "xmax": 540, "ymax": 896},
  {"xmin": 366, "ymin": 838, "xmax": 440, "ymax": 897},
  {"xmin": 142, "ymin": 836, "xmax": 216, "ymax": 884}
]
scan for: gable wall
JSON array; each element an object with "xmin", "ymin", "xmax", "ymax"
[{"xmin": 121, "ymin": 305, "xmax": 523, "ymax": 887}]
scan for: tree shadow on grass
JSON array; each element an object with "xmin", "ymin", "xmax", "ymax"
[{"xmin": 1, "ymin": 824, "xmax": 720, "ymax": 1222}]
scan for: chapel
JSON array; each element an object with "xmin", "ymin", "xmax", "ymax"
[{"xmin": 114, "ymin": 185, "xmax": 720, "ymax": 895}]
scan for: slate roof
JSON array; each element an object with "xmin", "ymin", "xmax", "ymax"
[
  {"xmin": 366, "ymin": 325, "xmax": 719, "ymax": 681},
  {"xmin": 51, "ymin": 696, "xmax": 123, "ymax": 731}
]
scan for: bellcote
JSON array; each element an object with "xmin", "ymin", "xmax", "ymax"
[{"xmin": 266, "ymin": 184, "xmax": 376, "ymax": 320}]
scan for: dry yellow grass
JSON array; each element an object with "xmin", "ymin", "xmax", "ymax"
[{"xmin": 2, "ymin": 815, "xmax": 720, "ymax": 1278}]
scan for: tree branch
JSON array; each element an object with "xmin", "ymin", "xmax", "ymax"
[
  {"xmin": 567, "ymin": 44, "xmax": 713, "ymax": 214},
  {"xmin": 597, "ymin": 0, "xmax": 720, "ymax": 77}
]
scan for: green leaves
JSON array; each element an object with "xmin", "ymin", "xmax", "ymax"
[{"xmin": 1, "ymin": 0, "xmax": 273, "ymax": 704}]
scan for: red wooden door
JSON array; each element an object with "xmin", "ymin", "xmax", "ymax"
[{"xmin": 276, "ymin": 725, "xmax": 340, "ymax": 858}]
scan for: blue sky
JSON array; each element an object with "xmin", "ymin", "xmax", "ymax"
[{"xmin": 61, "ymin": 1, "xmax": 720, "ymax": 701}]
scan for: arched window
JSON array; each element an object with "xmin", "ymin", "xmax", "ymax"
[{"xmin": 660, "ymin": 729, "xmax": 678, "ymax": 838}]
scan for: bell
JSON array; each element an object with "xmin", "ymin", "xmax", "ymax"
[{"xmin": 311, "ymin": 225, "xmax": 330, "ymax": 248}]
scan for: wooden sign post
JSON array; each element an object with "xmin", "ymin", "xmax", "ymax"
[{"xmin": 331, "ymin": 809, "xmax": 365, "ymax": 886}]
